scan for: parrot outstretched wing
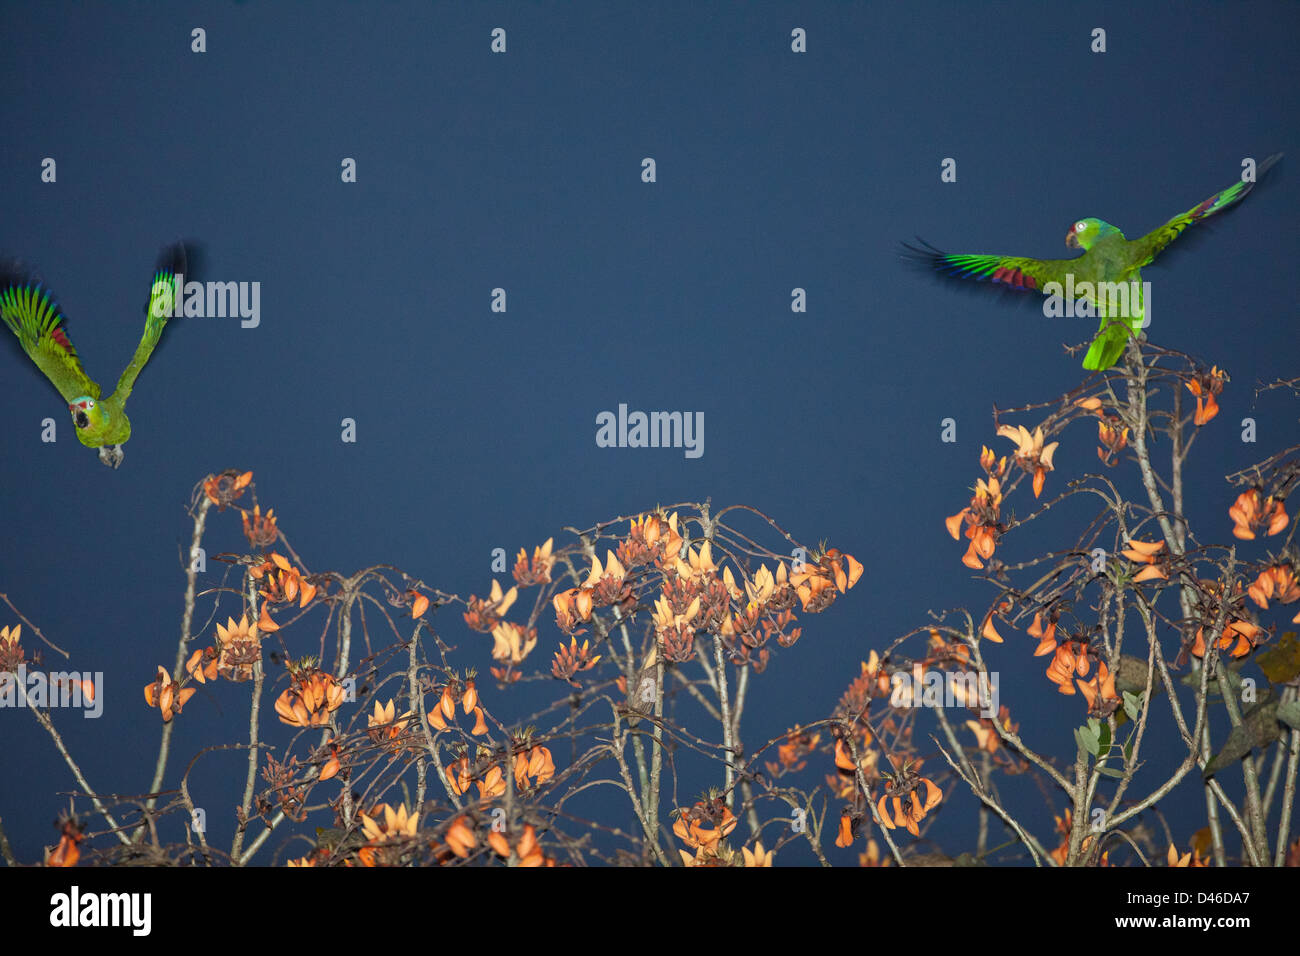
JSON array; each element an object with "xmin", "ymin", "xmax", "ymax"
[
  {"xmin": 901, "ymin": 238, "xmax": 1081, "ymax": 293},
  {"xmin": 0, "ymin": 269, "xmax": 102, "ymax": 402},
  {"xmin": 111, "ymin": 244, "xmax": 186, "ymax": 404},
  {"xmin": 1132, "ymin": 153, "xmax": 1283, "ymax": 267}
]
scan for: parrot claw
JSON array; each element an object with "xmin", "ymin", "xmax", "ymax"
[{"xmin": 98, "ymin": 445, "xmax": 124, "ymax": 469}]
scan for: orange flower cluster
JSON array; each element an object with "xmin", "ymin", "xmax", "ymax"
[
  {"xmin": 1076, "ymin": 397, "xmax": 1129, "ymax": 465},
  {"xmin": 875, "ymin": 767, "xmax": 942, "ymax": 837},
  {"xmin": 1229, "ymin": 489, "xmax": 1289, "ymax": 540},
  {"xmin": 551, "ymin": 637, "xmax": 601, "ymax": 683},
  {"xmin": 616, "ymin": 511, "xmax": 685, "ymax": 569},
  {"xmin": 1028, "ymin": 610, "xmax": 1112, "ymax": 708},
  {"xmin": 188, "ymin": 614, "xmax": 262, "ymax": 684},
  {"xmin": 1248, "ymin": 563, "xmax": 1300, "ymax": 623},
  {"xmin": 443, "ymin": 816, "xmax": 477, "ymax": 859},
  {"xmin": 1185, "ymin": 366, "xmax": 1225, "ymax": 427},
  {"xmin": 513, "ymin": 744, "xmax": 556, "ymax": 789},
  {"xmin": 0, "ymin": 624, "xmax": 24, "ymax": 672},
  {"xmin": 250, "ymin": 552, "xmax": 317, "ymax": 633},
  {"xmin": 998, "ymin": 424, "xmax": 1060, "ymax": 498},
  {"xmin": 1190, "ymin": 619, "xmax": 1262, "ymax": 660},
  {"xmin": 143, "ymin": 666, "xmax": 195, "ymax": 722},
  {"xmin": 1122, "ymin": 539, "xmax": 1168, "ymax": 582},
  {"xmin": 428, "ymin": 678, "xmax": 488, "ymax": 735},
  {"xmin": 1048, "ymin": 809, "xmax": 1110, "ymax": 866},
  {"xmin": 463, "ymin": 580, "xmax": 518, "ymax": 632},
  {"xmin": 766, "ymin": 726, "xmax": 821, "ymax": 777},
  {"xmin": 274, "ymin": 666, "xmax": 346, "ymax": 727},
  {"xmin": 445, "ymin": 748, "xmax": 509, "ymax": 801},
  {"xmin": 965, "ymin": 705, "xmax": 1018, "ymax": 755},
  {"xmin": 1166, "ymin": 843, "xmax": 1209, "ymax": 867},
  {"xmin": 202, "ymin": 468, "xmax": 252, "ymax": 510},
  {"xmin": 368, "ymin": 699, "xmax": 416, "ymax": 750},
  {"xmin": 488, "ymin": 824, "xmax": 554, "ymax": 866},
  {"xmin": 241, "ymin": 504, "xmax": 278, "ymax": 548},
  {"xmin": 789, "ymin": 548, "xmax": 863, "ymax": 613},
  {"xmin": 552, "ymin": 586, "xmax": 594, "ymax": 633},
  {"xmin": 946, "ymin": 449, "xmax": 1005, "ymax": 569},
  {"xmin": 512, "ymin": 537, "xmax": 555, "ymax": 588},
  {"xmin": 489, "ymin": 622, "xmax": 538, "ymax": 682},
  {"xmin": 673, "ymin": 797, "xmax": 737, "ymax": 850},
  {"xmin": 357, "ymin": 802, "xmax": 420, "ymax": 866}
]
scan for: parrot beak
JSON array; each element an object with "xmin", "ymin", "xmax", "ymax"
[
  {"xmin": 69, "ymin": 403, "xmax": 89, "ymax": 429},
  {"xmin": 1065, "ymin": 231, "xmax": 1079, "ymax": 249}
]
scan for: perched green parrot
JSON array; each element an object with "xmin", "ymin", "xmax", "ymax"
[
  {"xmin": 904, "ymin": 154, "xmax": 1282, "ymax": 370},
  {"xmin": 0, "ymin": 244, "xmax": 185, "ymax": 468}
]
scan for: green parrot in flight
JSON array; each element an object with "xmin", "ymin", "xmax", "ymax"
[
  {"xmin": 904, "ymin": 154, "xmax": 1282, "ymax": 370},
  {"xmin": 1, "ymin": 244, "xmax": 186, "ymax": 468}
]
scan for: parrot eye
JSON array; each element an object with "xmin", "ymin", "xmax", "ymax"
[
  {"xmin": 86, "ymin": 400, "xmax": 94, "ymax": 408},
  {"xmin": 1075, "ymin": 221, "xmax": 1088, "ymax": 233}
]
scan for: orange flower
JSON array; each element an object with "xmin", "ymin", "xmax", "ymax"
[
  {"xmin": 673, "ymin": 798, "xmax": 737, "ymax": 849},
  {"xmin": 742, "ymin": 841, "xmax": 774, "ymax": 866},
  {"xmin": 1229, "ymin": 489, "xmax": 1289, "ymax": 540},
  {"xmin": 1190, "ymin": 619, "xmax": 1262, "ymax": 660},
  {"xmin": 514, "ymin": 744, "xmax": 556, "ymax": 789},
  {"xmin": 513, "ymin": 537, "xmax": 555, "ymax": 587},
  {"xmin": 202, "ymin": 469, "xmax": 252, "ymax": 510},
  {"xmin": 1097, "ymin": 417, "xmax": 1129, "ymax": 465},
  {"xmin": 273, "ymin": 667, "xmax": 346, "ymax": 727},
  {"xmin": 409, "ymin": 590, "xmax": 430, "ymax": 619},
  {"xmin": 445, "ymin": 816, "xmax": 477, "ymax": 858},
  {"xmin": 1166, "ymin": 843, "xmax": 1209, "ymax": 867},
  {"xmin": 551, "ymin": 587, "xmax": 594, "ymax": 632},
  {"xmin": 1077, "ymin": 661, "xmax": 1118, "ymax": 714},
  {"xmin": 488, "ymin": 824, "xmax": 545, "ymax": 866},
  {"xmin": 1121, "ymin": 538, "xmax": 1168, "ymax": 582},
  {"xmin": 1185, "ymin": 366, "xmax": 1225, "ymax": 427},
  {"xmin": 240, "ymin": 504, "xmax": 278, "ymax": 548},
  {"xmin": 551, "ymin": 637, "xmax": 601, "ymax": 683},
  {"xmin": 997, "ymin": 424, "xmax": 1060, "ymax": 498},
  {"xmin": 143, "ymin": 665, "xmax": 196, "ymax": 722},
  {"xmin": 360, "ymin": 802, "xmax": 420, "ymax": 844},
  {"xmin": 1028, "ymin": 610, "xmax": 1059, "ymax": 656},
  {"xmin": 45, "ymin": 816, "xmax": 84, "ymax": 868},
  {"xmin": 464, "ymin": 580, "xmax": 518, "ymax": 632},
  {"xmin": 211, "ymin": 614, "xmax": 261, "ymax": 682},
  {"xmin": 966, "ymin": 706, "xmax": 1017, "ymax": 754},
  {"xmin": 947, "ymin": 476, "xmax": 1002, "ymax": 569},
  {"xmin": 1248, "ymin": 564, "xmax": 1300, "ymax": 609},
  {"xmin": 876, "ymin": 775, "xmax": 942, "ymax": 837},
  {"xmin": 367, "ymin": 699, "xmax": 413, "ymax": 747}
]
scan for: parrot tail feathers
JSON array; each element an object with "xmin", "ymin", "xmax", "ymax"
[{"xmin": 1081, "ymin": 321, "xmax": 1133, "ymax": 371}]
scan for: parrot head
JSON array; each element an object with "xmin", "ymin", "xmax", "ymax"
[
  {"xmin": 68, "ymin": 396, "xmax": 110, "ymax": 443},
  {"xmin": 1065, "ymin": 218, "xmax": 1119, "ymax": 251}
]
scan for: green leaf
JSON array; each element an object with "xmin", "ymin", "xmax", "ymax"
[
  {"xmin": 1096, "ymin": 765, "xmax": 1125, "ymax": 778},
  {"xmin": 1097, "ymin": 721, "xmax": 1113, "ymax": 754},
  {"xmin": 1077, "ymin": 723, "xmax": 1100, "ymax": 756},
  {"xmin": 1258, "ymin": 632, "xmax": 1300, "ymax": 684}
]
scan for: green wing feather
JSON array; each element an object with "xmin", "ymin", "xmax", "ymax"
[
  {"xmin": 1132, "ymin": 153, "xmax": 1283, "ymax": 267},
  {"xmin": 0, "ymin": 275, "xmax": 102, "ymax": 402},
  {"xmin": 902, "ymin": 239, "xmax": 1082, "ymax": 293},
  {"xmin": 112, "ymin": 244, "xmax": 185, "ymax": 403}
]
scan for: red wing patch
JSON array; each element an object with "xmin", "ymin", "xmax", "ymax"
[
  {"xmin": 991, "ymin": 266, "xmax": 1037, "ymax": 290},
  {"xmin": 50, "ymin": 325, "xmax": 74, "ymax": 353}
]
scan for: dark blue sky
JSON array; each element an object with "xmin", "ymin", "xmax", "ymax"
[{"xmin": 1, "ymin": 1, "xmax": 1296, "ymax": 864}]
